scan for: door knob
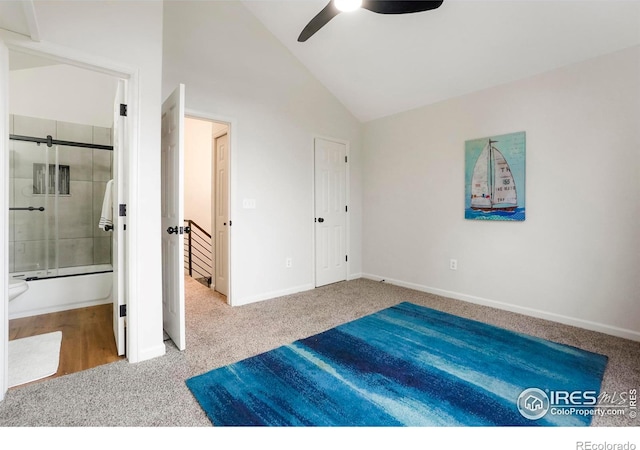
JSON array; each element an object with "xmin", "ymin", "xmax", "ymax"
[
  {"xmin": 167, "ymin": 226, "xmax": 179, "ymax": 234},
  {"xmin": 317, "ymin": 217, "xmax": 324, "ymax": 223}
]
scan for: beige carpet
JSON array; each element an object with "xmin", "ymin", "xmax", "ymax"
[
  {"xmin": 0, "ymin": 278, "xmax": 638, "ymax": 427},
  {"xmin": 8, "ymin": 331, "xmax": 62, "ymax": 388}
]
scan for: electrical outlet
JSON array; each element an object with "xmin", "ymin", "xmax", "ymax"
[
  {"xmin": 286, "ymin": 257, "xmax": 292, "ymax": 268},
  {"xmin": 449, "ymin": 259, "xmax": 458, "ymax": 270}
]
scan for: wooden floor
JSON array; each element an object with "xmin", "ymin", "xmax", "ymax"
[{"xmin": 8, "ymin": 303, "xmax": 125, "ymax": 388}]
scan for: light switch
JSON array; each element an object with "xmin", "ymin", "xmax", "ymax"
[{"xmin": 242, "ymin": 198, "xmax": 256, "ymax": 209}]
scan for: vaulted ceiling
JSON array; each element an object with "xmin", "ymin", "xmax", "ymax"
[
  {"xmin": 243, "ymin": 0, "xmax": 640, "ymax": 122},
  {"xmin": 1, "ymin": 1, "xmax": 639, "ymax": 123}
]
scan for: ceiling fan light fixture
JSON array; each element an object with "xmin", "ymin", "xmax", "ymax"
[
  {"xmin": 334, "ymin": 0, "xmax": 362, "ymax": 12},
  {"xmin": 298, "ymin": 0, "xmax": 443, "ymax": 43}
]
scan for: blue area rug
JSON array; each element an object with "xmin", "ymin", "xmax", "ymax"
[{"xmin": 186, "ymin": 302, "xmax": 608, "ymax": 426}]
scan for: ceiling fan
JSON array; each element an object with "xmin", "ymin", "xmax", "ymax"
[{"xmin": 298, "ymin": 0, "xmax": 444, "ymax": 42}]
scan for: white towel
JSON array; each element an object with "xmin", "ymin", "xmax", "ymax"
[{"xmin": 99, "ymin": 179, "xmax": 114, "ymax": 230}]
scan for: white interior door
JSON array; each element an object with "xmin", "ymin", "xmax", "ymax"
[
  {"xmin": 161, "ymin": 84, "xmax": 186, "ymax": 351},
  {"xmin": 214, "ymin": 133, "xmax": 229, "ymax": 296},
  {"xmin": 314, "ymin": 138, "xmax": 347, "ymax": 287},
  {"xmin": 112, "ymin": 79, "xmax": 126, "ymax": 356}
]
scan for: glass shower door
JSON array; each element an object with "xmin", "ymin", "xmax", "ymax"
[
  {"xmin": 10, "ymin": 115, "xmax": 115, "ymax": 280},
  {"xmin": 9, "ymin": 138, "xmax": 60, "ymax": 279}
]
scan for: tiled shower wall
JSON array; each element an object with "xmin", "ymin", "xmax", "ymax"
[{"xmin": 8, "ymin": 114, "xmax": 113, "ymax": 273}]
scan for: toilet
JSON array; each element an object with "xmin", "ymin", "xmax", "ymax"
[{"xmin": 8, "ymin": 278, "xmax": 28, "ymax": 302}]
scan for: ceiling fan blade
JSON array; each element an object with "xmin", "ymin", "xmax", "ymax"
[
  {"xmin": 362, "ymin": 0, "xmax": 444, "ymax": 15},
  {"xmin": 298, "ymin": 1, "xmax": 341, "ymax": 42}
]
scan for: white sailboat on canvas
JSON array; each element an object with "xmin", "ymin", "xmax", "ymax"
[{"xmin": 470, "ymin": 139, "xmax": 518, "ymax": 212}]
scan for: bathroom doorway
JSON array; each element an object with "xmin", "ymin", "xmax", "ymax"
[{"xmin": 5, "ymin": 48, "xmax": 127, "ymax": 387}]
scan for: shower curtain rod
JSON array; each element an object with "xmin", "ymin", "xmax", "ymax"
[{"xmin": 9, "ymin": 134, "xmax": 114, "ymax": 151}]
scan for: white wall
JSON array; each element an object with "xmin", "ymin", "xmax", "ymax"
[
  {"xmin": 184, "ymin": 117, "xmax": 213, "ymax": 233},
  {"xmin": 362, "ymin": 46, "xmax": 640, "ymax": 340},
  {"xmin": 10, "ymin": 64, "xmax": 117, "ymax": 128},
  {"xmin": 20, "ymin": 0, "xmax": 165, "ymax": 361},
  {"xmin": 163, "ymin": 1, "xmax": 363, "ymax": 305}
]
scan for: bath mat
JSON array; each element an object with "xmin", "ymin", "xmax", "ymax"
[
  {"xmin": 8, "ymin": 331, "xmax": 62, "ymax": 388},
  {"xmin": 186, "ymin": 302, "xmax": 608, "ymax": 426}
]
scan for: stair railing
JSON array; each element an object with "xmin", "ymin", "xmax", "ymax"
[{"xmin": 184, "ymin": 219, "xmax": 213, "ymax": 287}]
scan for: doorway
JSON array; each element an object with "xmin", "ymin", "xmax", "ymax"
[
  {"xmin": 4, "ymin": 47, "xmax": 129, "ymax": 388},
  {"xmin": 161, "ymin": 109, "xmax": 230, "ymax": 351},
  {"xmin": 183, "ymin": 116, "xmax": 230, "ymax": 300}
]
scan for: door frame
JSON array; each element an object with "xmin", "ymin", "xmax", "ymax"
[
  {"xmin": 1, "ymin": 40, "xmax": 9, "ymax": 401},
  {"xmin": 0, "ymin": 37, "xmax": 142, "ymax": 400},
  {"xmin": 312, "ymin": 135, "xmax": 350, "ymax": 288},
  {"xmin": 185, "ymin": 108, "xmax": 235, "ymax": 306}
]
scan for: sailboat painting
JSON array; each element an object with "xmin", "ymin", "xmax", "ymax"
[{"xmin": 465, "ymin": 132, "xmax": 525, "ymax": 221}]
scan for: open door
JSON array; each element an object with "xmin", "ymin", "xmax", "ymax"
[
  {"xmin": 161, "ymin": 84, "xmax": 186, "ymax": 351},
  {"xmin": 214, "ymin": 132, "xmax": 229, "ymax": 297},
  {"xmin": 112, "ymin": 79, "xmax": 126, "ymax": 356}
]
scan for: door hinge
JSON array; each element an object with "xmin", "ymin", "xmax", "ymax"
[
  {"xmin": 119, "ymin": 204, "xmax": 127, "ymax": 217},
  {"xmin": 345, "ymin": 156, "xmax": 348, "ymax": 163},
  {"xmin": 345, "ymin": 205, "xmax": 348, "ymax": 212},
  {"xmin": 120, "ymin": 104, "xmax": 128, "ymax": 117},
  {"xmin": 345, "ymin": 255, "xmax": 348, "ymax": 262},
  {"xmin": 229, "ymin": 220, "xmax": 232, "ymax": 226},
  {"xmin": 119, "ymin": 304, "xmax": 127, "ymax": 317}
]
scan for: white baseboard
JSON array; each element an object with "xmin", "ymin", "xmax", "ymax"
[
  {"xmin": 233, "ymin": 275, "xmax": 362, "ymax": 306},
  {"xmin": 361, "ymin": 273, "xmax": 640, "ymax": 342},
  {"xmin": 232, "ymin": 283, "xmax": 315, "ymax": 307}
]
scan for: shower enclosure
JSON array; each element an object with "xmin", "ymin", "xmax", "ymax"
[{"xmin": 8, "ymin": 114, "xmax": 115, "ymax": 318}]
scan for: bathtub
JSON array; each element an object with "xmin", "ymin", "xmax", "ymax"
[{"xmin": 9, "ymin": 264, "xmax": 113, "ymax": 320}]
